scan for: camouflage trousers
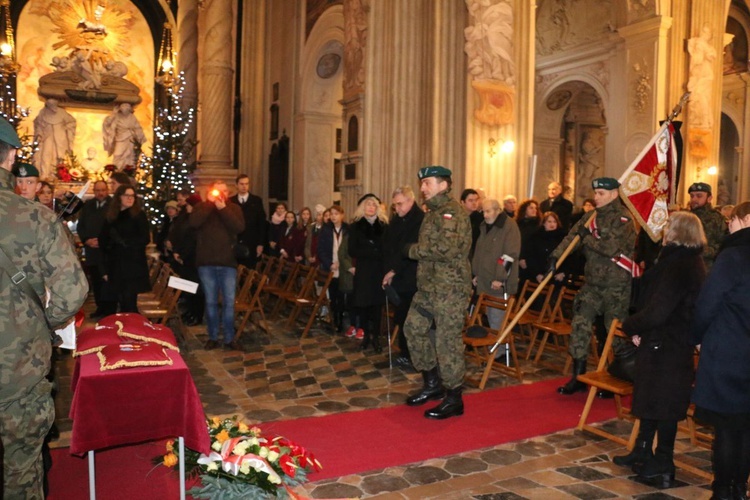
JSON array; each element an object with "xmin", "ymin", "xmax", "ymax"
[
  {"xmin": 1, "ymin": 378, "xmax": 54, "ymax": 500},
  {"xmin": 569, "ymin": 283, "xmax": 630, "ymax": 361},
  {"xmin": 403, "ymin": 289, "xmax": 468, "ymax": 389}
]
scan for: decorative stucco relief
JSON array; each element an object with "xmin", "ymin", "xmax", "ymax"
[
  {"xmin": 343, "ymin": 0, "xmax": 367, "ymax": 95},
  {"xmin": 627, "ymin": 0, "xmax": 655, "ymax": 24},
  {"xmin": 724, "ymin": 89, "xmax": 745, "ymax": 108},
  {"xmin": 465, "ymin": 0, "xmax": 516, "ymax": 125},
  {"xmin": 632, "ymin": 58, "xmax": 652, "ymax": 115},
  {"xmin": 536, "ymin": 0, "xmax": 613, "ymax": 56}
]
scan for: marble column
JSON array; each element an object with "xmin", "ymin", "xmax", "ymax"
[
  {"xmin": 177, "ymin": 0, "xmax": 199, "ymax": 167},
  {"xmin": 193, "ymin": 0, "xmax": 236, "ymax": 187}
]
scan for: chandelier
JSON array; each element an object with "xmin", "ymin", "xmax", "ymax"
[{"xmin": 156, "ymin": 22, "xmax": 176, "ymax": 87}]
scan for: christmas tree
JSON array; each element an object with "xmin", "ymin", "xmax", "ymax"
[{"xmin": 139, "ymin": 71, "xmax": 197, "ymax": 227}]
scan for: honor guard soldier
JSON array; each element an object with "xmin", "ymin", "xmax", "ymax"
[
  {"xmin": 688, "ymin": 182, "xmax": 727, "ymax": 271},
  {"xmin": 551, "ymin": 177, "xmax": 637, "ymax": 395},
  {"xmin": 403, "ymin": 166, "xmax": 472, "ymax": 419}
]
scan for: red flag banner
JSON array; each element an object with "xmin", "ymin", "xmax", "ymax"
[{"xmin": 618, "ymin": 122, "xmax": 677, "ymax": 242}]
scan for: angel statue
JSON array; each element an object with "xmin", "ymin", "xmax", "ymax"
[{"xmin": 102, "ymin": 103, "xmax": 146, "ymax": 169}]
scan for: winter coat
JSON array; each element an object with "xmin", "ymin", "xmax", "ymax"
[
  {"xmin": 382, "ymin": 202, "xmax": 424, "ymax": 295},
  {"xmin": 317, "ymin": 222, "xmax": 349, "ymax": 272},
  {"xmin": 189, "ymin": 201, "xmax": 244, "ymax": 268},
  {"xmin": 622, "ymin": 245, "xmax": 706, "ymax": 421},
  {"xmin": 524, "ymin": 227, "xmax": 566, "ymax": 280},
  {"xmin": 337, "ymin": 232, "xmax": 354, "ymax": 293},
  {"xmin": 692, "ymin": 227, "xmax": 750, "ymax": 415},
  {"xmin": 279, "ymin": 224, "xmax": 305, "ymax": 261},
  {"xmin": 99, "ymin": 209, "xmax": 152, "ymax": 296},
  {"xmin": 348, "ymin": 216, "xmax": 386, "ymax": 307},
  {"xmin": 472, "ymin": 213, "xmax": 521, "ymax": 296}
]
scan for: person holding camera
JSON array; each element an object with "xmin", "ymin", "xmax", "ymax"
[{"xmin": 190, "ymin": 181, "xmax": 244, "ymax": 351}]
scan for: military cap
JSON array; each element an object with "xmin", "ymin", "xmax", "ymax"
[
  {"xmin": 591, "ymin": 177, "xmax": 620, "ymax": 190},
  {"xmin": 417, "ymin": 165, "xmax": 452, "ymax": 180},
  {"xmin": 688, "ymin": 182, "xmax": 711, "ymax": 194},
  {"xmin": 165, "ymin": 200, "xmax": 179, "ymax": 211},
  {"xmin": 12, "ymin": 162, "xmax": 39, "ymax": 178},
  {"xmin": 357, "ymin": 193, "xmax": 381, "ymax": 206},
  {"xmin": 0, "ymin": 116, "xmax": 21, "ymax": 148}
]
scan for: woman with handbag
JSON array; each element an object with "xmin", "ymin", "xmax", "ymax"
[{"xmin": 611, "ymin": 212, "xmax": 707, "ymax": 486}]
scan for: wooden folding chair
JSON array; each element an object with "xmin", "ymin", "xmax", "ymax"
[
  {"xmin": 140, "ymin": 284, "xmax": 183, "ymax": 328},
  {"xmin": 138, "ymin": 263, "xmax": 173, "ymax": 305},
  {"xmin": 576, "ymin": 319, "xmax": 639, "ymax": 448},
  {"xmin": 235, "ymin": 270, "xmax": 269, "ymax": 339},
  {"xmin": 463, "ymin": 293, "xmax": 521, "ymax": 389},
  {"xmin": 271, "ymin": 263, "xmax": 315, "ymax": 318},
  {"xmin": 263, "ymin": 260, "xmax": 299, "ymax": 314},
  {"xmin": 510, "ymin": 280, "xmax": 555, "ymax": 359},
  {"xmin": 288, "ymin": 268, "xmax": 334, "ymax": 339}
]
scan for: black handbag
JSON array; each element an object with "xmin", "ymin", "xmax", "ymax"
[
  {"xmin": 607, "ymin": 343, "xmax": 636, "ymax": 383},
  {"xmin": 233, "ymin": 243, "xmax": 251, "ymax": 260}
]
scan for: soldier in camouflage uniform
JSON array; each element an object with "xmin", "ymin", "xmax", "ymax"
[
  {"xmin": 550, "ymin": 178, "xmax": 636, "ymax": 395},
  {"xmin": 688, "ymin": 182, "xmax": 727, "ymax": 271},
  {"xmin": 403, "ymin": 166, "xmax": 472, "ymax": 420},
  {"xmin": 0, "ymin": 117, "xmax": 88, "ymax": 499}
]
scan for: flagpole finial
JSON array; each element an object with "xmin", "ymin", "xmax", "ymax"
[{"xmin": 667, "ymin": 92, "xmax": 691, "ymax": 123}]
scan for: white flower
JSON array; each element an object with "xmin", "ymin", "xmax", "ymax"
[
  {"xmin": 267, "ymin": 450, "xmax": 279, "ymax": 462},
  {"xmin": 268, "ymin": 473, "xmax": 282, "ymax": 484},
  {"xmin": 258, "ymin": 447, "xmax": 268, "ymax": 458},
  {"xmin": 248, "ymin": 437, "xmax": 259, "ymax": 446},
  {"xmin": 232, "ymin": 441, "xmax": 249, "ymax": 456},
  {"xmin": 206, "ymin": 462, "xmax": 219, "ymax": 472},
  {"xmin": 239, "ymin": 462, "xmax": 251, "ymax": 475},
  {"xmin": 211, "ymin": 441, "xmax": 222, "ymax": 452}
]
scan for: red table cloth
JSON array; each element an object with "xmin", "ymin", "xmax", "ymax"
[{"xmin": 69, "ymin": 350, "xmax": 210, "ymax": 456}]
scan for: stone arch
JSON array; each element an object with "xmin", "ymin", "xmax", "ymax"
[
  {"xmin": 293, "ymin": 5, "xmax": 345, "ymax": 208},
  {"xmin": 534, "ymin": 79, "xmax": 607, "ymax": 206}
]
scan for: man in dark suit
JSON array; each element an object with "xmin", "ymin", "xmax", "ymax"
[
  {"xmin": 540, "ymin": 181, "xmax": 574, "ymax": 230},
  {"xmin": 229, "ymin": 174, "xmax": 267, "ymax": 268},
  {"xmin": 382, "ymin": 185, "xmax": 424, "ymax": 368},
  {"xmin": 77, "ymin": 180, "xmax": 116, "ymax": 317}
]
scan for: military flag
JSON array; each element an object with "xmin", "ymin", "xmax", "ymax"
[{"xmin": 618, "ymin": 93, "xmax": 688, "ymax": 242}]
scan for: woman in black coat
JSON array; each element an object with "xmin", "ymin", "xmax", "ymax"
[
  {"xmin": 99, "ymin": 185, "xmax": 151, "ymax": 313},
  {"xmin": 525, "ymin": 211, "xmax": 568, "ymax": 284},
  {"xmin": 611, "ymin": 212, "xmax": 707, "ymax": 486},
  {"xmin": 516, "ymin": 199, "xmax": 541, "ymax": 290},
  {"xmin": 691, "ymin": 201, "xmax": 750, "ymax": 499},
  {"xmin": 348, "ymin": 193, "xmax": 387, "ymax": 353}
]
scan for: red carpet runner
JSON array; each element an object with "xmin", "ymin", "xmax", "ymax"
[{"xmin": 49, "ymin": 377, "xmax": 619, "ymax": 498}]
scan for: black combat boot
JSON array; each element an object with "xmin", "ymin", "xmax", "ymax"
[
  {"xmin": 558, "ymin": 358, "xmax": 587, "ymax": 395},
  {"xmin": 612, "ymin": 439, "xmax": 653, "ymax": 468},
  {"xmin": 371, "ymin": 332, "xmax": 382, "ymax": 354},
  {"xmin": 425, "ymin": 387, "xmax": 464, "ymax": 420},
  {"xmin": 406, "ymin": 366, "xmax": 443, "ymax": 406},
  {"xmin": 359, "ymin": 331, "xmax": 370, "ymax": 351}
]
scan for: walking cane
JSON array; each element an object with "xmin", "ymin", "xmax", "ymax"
[
  {"xmin": 384, "ymin": 293, "xmax": 393, "ymax": 370},
  {"xmin": 489, "ymin": 231, "xmax": 586, "ymax": 354}
]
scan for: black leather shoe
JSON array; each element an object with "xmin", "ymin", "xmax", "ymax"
[
  {"xmin": 425, "ymin": 387, "xmax": 464, "ymax": 420},
  {"xmin": 406, "ymin": 366, "xmax": 443, "ymax": 406},
  {"xmin": 612, "ymin": 439, "xmax": 653, "ymax": 468},
  {"xmin": 558, "ymin": 358, "xmax": 587, "ymax": 395},
  {"xmin": 224, "ymin": 339, "xmax": 243, "ymax": 351},
  {"xmin": 204, "ymin": 339, "xmax": 219, "ymax": 350}
]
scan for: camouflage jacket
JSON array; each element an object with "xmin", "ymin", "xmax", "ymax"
[
  {"xmin": 408, "ymin": 190, "xmax": 472, "ymax": 295},
  {"xmin": 0, "ymin": 168, "xmax": 88, "ymax": 402},
  {"xmin": 552, "ymin": 198, "xmax": 636, "ymax": 288},
  {"xmin": 691, "ymin": 204, "xmax": 727, "ymax": 270}
]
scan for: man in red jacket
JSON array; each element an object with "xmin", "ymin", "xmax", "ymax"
[{"xmin": 189, "ymin": 180, "xmax": 245, "ymax": 351}]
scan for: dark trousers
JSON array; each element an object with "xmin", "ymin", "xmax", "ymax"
[
  {"xmin": 85, "ymin": 264, "xmax": 116, "ymax": 315},
  {"xmin": 714, "ymin": 425, "xmax": 750, "ymax": 486},
  {"xmin": 392, "ymin": 291, "xmax": 415, "ymax": 358}
]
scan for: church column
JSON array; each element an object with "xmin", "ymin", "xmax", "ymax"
[
  {"xmin": 177, "ymin": 0, "xmax": 199, "ymax": 109},
  {"xmin": 193, "ymin": 0, "xmax": 236, "ymax": 187}
]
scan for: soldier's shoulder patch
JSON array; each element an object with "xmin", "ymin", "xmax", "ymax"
[{"xmin": 443, "ymin": 213, "xmax": 453, "ymax": 219}]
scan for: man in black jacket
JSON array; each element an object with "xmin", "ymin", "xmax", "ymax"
[
  {"xmin": 77, "ymin": 180, "xmax": 116, "ymax": 317},
  {"xmin": 229, "ymin": 174, "xmax": 267, "ymax": 268},
  {"xmin": 540, "ymin": 182, "xmax": 574, "ymax": 230},
  {"xmin": 382, "ymin": 186, "xmax": 424, "ymax": 368}
]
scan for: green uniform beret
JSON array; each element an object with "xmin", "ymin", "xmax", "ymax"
[
  {"xmin": 688, "ymin": 182, "xmax": 711, "ymax": 194},
  {"xmin": 591, "ymin": 177, "xmax": 620, "ymax": 190},
  {"xmin": 0, "ymin": 117, "xmax": 21, "ymax": 148},
  {"xmin": 417, "ymin": 165, "xmax": 452, "ymax": 180},
  {"xmin": 12, "ymin": 162, "xmax": 39, "ymax": 178}
]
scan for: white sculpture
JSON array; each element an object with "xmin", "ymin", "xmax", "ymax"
[
  {"xmin": 102, "ymin": 103, "xmax": 147, "ymax": 169},
  {"xmin": 687, "ymin": 26, "xmax": 717, "ymax": 129},
  {"xmin": 81, "ymin": 147, "xmax": 103, "ymax": 177},
  {"xmin": 465, "ymin": 0, "xmax": 516, "ymax": 84},
  {"xmin": 33, "ymin": 98, "xmax": 77, "ymax": 179}
]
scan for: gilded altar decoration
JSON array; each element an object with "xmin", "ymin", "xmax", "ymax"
[
  {"xmin": 464, "ymin": 0, "xmax": 516, "ymax": 126},
  {"xmin": 34, "ymin": 0, "xmax": 141, "ymax": 108}
]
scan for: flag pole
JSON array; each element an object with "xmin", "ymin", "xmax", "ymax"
[
  {"xmin": 489, "ymin": 217, "xmax": 591, "ymax": 354},
  {"xmin": 667, "ymin": 92, "xmax": 690, "ymax": 124}
]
